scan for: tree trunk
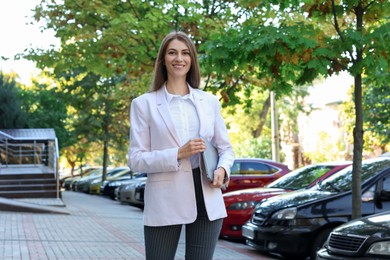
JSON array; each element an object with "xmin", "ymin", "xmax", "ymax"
[
  {"xmin": 351, "ymin": 2, "xmax": 364, "ymax": 220},
  {"xmin": 102, "ymin": 138, "xmax": 108, "ymax": 182},
  {"xmin": 271, "ymin": 91, "xmax": 280, "ymax": 162},
  {"xmin": 102, "ymin": 101, "xmax": 110, "ymax": 182},
  {"xmin": 252, "ymin": 92, "xmax": 271, "ymax": 138},
  {"xmin": 352, "ymin": 74, "xmax": 363, "ymax": 219}
]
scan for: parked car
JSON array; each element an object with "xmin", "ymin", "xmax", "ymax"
[
  {"xmin": 221, "ymin": 161, "xmax": 351, "ymax": 239},
  {"xmin": 89, "ymin": 167, "xmax": 131, "ymax": 194},
  {"xmin": 63, "ymin": 175, "xmax": 79, "ymax": 190},
  {"xmin": 317, "ymin": 211, "xmax": 390, "ymax": 259},
  {"xmin": 117, "ymin": 176, "xmax": 147, "ymax": 208},
  {"xmin": 225, "ymin": 158, "xmax": 290, "ymax": 193},
  {"xmin": 68, "ymin": 168, "xmax": 103, "ymax": 191},
  {"xmin": 134, "ymin": 181, "xmax": 146, "ymax": 204},
  {"xmin": 100, "ymin": 172, "xmax": 147, "ymax": 199},
  {"xmin": 62, "ymin": 167, "xmax": 100, "ymax": 190},
  {"xmin": 126, "ymin": 158, "xmax": 291, "ymax": 210},
  {"xmin": 242, "ymin": 157, "xmax": 390, "ymax": 260},
  {"xmin": 75, "ymin": 167, "xmax": 126, "ymax": 193}
]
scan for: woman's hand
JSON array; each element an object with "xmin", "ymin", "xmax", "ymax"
[
  {"xmin": 177, "ymin": 138, "xmax": 205, "ymax": 160},
  {"xmin": 211, "ymin": 167, "xmax": 229, "ymax": 189}
]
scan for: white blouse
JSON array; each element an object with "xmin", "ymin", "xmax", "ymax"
[{"xmin": 164, "ymin": 85, "xmax": 200, "ymax": 169}]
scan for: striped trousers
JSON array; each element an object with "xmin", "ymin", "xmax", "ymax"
[{"xmin": 144, "ymin": 167, "xmax": 223, "ymax": 260}]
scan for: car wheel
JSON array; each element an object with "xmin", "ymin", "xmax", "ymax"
[{"xmin": 310, "ymin": 227, "xmax": 333, "ymax": 260}]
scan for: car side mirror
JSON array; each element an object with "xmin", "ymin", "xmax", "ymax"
[{"xmin": 380, "ymin": 190, "xmax": 390, "ymax": 201}]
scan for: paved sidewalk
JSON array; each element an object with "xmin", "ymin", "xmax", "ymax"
[{"xmin": 0, "ymin": 191, "xmax": 281, "ymax": 260}]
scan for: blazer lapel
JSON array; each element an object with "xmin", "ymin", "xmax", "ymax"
[{"xmin": 155, "ymin": 88, "xmax": 181, "ymax": 146}]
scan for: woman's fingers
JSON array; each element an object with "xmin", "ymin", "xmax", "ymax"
[{"xmin": 178, "ymin": 138, "xmax": 205, "ymax": 159}]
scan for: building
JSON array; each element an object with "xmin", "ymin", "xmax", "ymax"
[{"xmin": 0, "ymin": 128, "xmax": 60, "ymax": 199}]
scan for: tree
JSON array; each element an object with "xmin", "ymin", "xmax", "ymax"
[
  {"xmin": 19, "ymin": 77, "xmax": 73, "ymax": 150},
  {"xmin": 0, "ymin": 72, "xmax": 28, "ymax": 128},
  {"xmin": 305, "ymin": 0, "xmax": 389, "ymax": 219},
  {"xmin": 27, "ymin": 0, "xmax": 244, "ymax": 175},
  {"xmin": 341, "ymin": 81, "xmax": 390, "ymax": 155},
  {"xmin": 202, "ymin": 0, "xmax": 390, "ymax": 218},
  {"xmin": 222, "ymin": 83, "xmax": 310, "ymax": 164},
  {"xmin": 53, "ymin": 71, "xmax": 130, "ymax": 180},
  {"xmin": 27, "ymin": 1, "xmax": 389, "ymax": 219},
  {"xmin": 362, "ymin": 81, "xmax": 389, "ymax": 153}
]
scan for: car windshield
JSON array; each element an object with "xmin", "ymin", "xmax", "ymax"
[
  {"xmin": 107, "ymin": 168, "xmax": 128, "ymax": 177},
  {"xmin": 268, "ymin": 165, "xmax": 334, "ymax": 190},
  {"xmin": 87, "ymin": 169, "xmax": 102, "ymax": 177},
  {"xmin": 316, "ymin": 159, "xmax": 390, "ymax": 192},
  {"xmin": 110, "ymin": 169, "xmax": 130, "ymax": 178}
]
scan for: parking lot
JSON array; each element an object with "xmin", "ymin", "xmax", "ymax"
[{"xmin": 0, "ymin": 191, "xmax": 281, "ymax": 260}]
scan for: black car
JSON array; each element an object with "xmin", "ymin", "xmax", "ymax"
[
  {"xmin": 100, "ymin": 172, "xmax": 146, "ymax": 199},
  {"xmin": 317, "ymin": 211, "xmax": 390, "ymax": 259},
  {"xmin": 242, "ymin": 158, "xmax": 390, "ymax": 260}
]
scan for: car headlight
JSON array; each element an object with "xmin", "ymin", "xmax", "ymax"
[
  {"xmin": 368, "ymin": 241, "xmax": 390, "ymax": 255},
  {"xmin": 270, "ymin": 207, "xmax": 297, "ymax": 220},
  {"xmin": 109, "ymin": 181, "xmax": 119, "ymax": 187},
  {"xmin": 228, "ymin": 201, "xmax": 256, "ymax": 210}
]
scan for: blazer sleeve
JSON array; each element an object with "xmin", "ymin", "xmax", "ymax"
[
  {"xmin": 211, "ymin": 95, "xmax": 235, "ymax": 177},
  {"xmin": 128, "ymin": 96, "xmax": 180, "ymax": 173}
]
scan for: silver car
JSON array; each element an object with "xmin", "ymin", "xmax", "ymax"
[{"xmin": 117, "ymin": 177, "xmax": 147, "ymax": 208}]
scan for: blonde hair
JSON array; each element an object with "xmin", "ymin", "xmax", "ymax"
[{"xmin": 151, "ymin": 31, "xmax": 201, "ymax": 91}]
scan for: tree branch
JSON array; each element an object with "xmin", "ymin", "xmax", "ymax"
[
  {"xmin": 331, "ymin": 0, "xmax": 345, "ymax": 42},
  {"xmin": 331, "ymin": 0, "xmax": 355, "ymax": 62}
]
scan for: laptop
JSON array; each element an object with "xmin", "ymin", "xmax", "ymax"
[{"xmin": 201, "ymin": 140, "xmax": 226, "ymax": 190}]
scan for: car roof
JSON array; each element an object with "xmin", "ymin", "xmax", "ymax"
[
  {"xmin": 233, "ymin": 158, "xmax": 289, "ymax": 167},
  {"xmin": 312, "ymin": 161, "xmax": 352, "ymax": 166}
]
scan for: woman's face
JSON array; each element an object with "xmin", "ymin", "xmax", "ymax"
[{"xmin": 164, "ymin": 39, "xmax": 191, "ymax": 79}]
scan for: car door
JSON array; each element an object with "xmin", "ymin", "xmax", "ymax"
[
  {"xmin": 229, "ymin": 161, "xmax": 278, "ymax": 191},
  {"xmin": 374, "ymin": 173, "xmax": 390, "ymax": 213}
]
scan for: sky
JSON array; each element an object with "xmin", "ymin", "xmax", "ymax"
[
  {"xmin": 0, "ymin": 0, "xmax": 354, "ymax": 102},
  {"xmin": 307, "ymin": 71, "xmax": 354, "ymax": 107},
  {"xmin": 0, "ymin": 0, "xmax": 58, "ymax": 84}
]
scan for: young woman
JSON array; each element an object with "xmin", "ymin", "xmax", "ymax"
[{"xmin": 128, "ymin": 31, "xmax": 234, "ymax": 260}]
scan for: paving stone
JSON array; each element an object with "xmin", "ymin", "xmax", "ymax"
[{"xmin": 0, "ymin": 191, "xmax": 280, "ymax": 260}]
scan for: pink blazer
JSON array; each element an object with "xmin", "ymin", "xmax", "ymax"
[{"xmin": 128, "ymin": 87, "xmax": 235, "ymax": 226}]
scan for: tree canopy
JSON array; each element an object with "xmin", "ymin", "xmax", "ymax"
[
  {"xmin": 22, "ymin": 0, "xmax": 390, "ymax": 217},
  {"xmin": 0, "ymin": 73, "xmax": 27, "ymax": 129}
]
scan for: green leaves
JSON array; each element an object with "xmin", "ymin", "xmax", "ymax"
[
  {"xmin": 23, "ymin": 0, "xmax": 389, "ymax": 167},
  {"xmin": 0, "ymin": 73, "xmax": 27, "ymax": 129}
]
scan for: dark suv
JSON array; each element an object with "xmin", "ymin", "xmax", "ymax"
[
  {"xmin": 242, "ymin": 158, "xmax": 390, "ymax": 260},
  {"xmin": 317, "ymin": 211, "xmax": 390, "ymax": 259}
]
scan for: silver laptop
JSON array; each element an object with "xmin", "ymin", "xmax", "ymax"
[{"xmin": 201, "ymin": 140, "xmax": 226, "ymax": 190}]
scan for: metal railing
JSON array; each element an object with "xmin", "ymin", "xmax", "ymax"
[
  {"xmin": 0, "ymin": 139, "xmax": 56, "ymax": 169},
  {"xmin": 0, "ymin": 135, "xmax": 61, "ymax": 198}
]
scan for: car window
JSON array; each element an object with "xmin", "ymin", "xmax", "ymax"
[
  {"xmin": 319, "ymin": 159, "xmax": 390, "ymax": 192},
  {"xmin": 88, "ymin": 169, "xmax": 102, "ymax": 177},
  {"xmin": 230, "ymin": 161, "xmax": 278, "ymax": 176},
  {"xmin": 269, "ymin": 165, "xmax": 334, "ymax": 190},
  {"xmin": 383, "ymin": 176, "xmax": 390, "ymax": 190},
  {"xmin": 107, "ymin": 168, "xmax": 128, "ymax": 177},
  {"xmin": 362, "ymin": 185, "xmax": 375, "ymax": 202}
]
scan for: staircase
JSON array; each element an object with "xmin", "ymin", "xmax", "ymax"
[
  {"xmin": 0, "ymin": 129, "xmax": 60, "ymax": 199},
  {"xmin": 0, "ymin": 167, "xmax": 58, "ymax": 198}
]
